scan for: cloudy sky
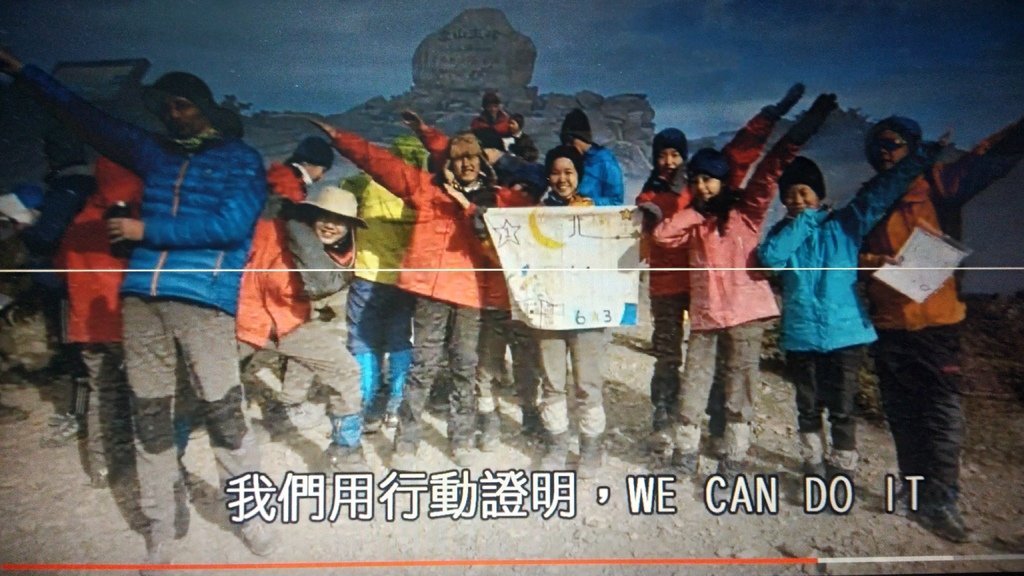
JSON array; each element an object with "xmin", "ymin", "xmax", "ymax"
[{"xmin": 2, "ymin": 0, "xmax": 1023, "ymax": 143}]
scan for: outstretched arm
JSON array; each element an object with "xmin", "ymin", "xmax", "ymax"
[
  {"xmin": 931, "ymin": 116, "xmax": 1024, "ymax": 207},
  {"xmin": 723, "ymin": 83, "xmax": 805, "ymax": 189}
]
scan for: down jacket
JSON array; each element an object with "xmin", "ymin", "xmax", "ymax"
[
  {"xmin": 578, "ymin": 145, "xmax": 625, "ymax": 206},
  {"xmin": 860, "ymin": 117, "xmax": 1024, "ymax": 331},
  {"xmin": 638, "ymin": 112, "xmax": 777, "ymax": 297},
  {"xmin": 55, "ymin": 157, "xmax": 143, "ymax": 343},
  {"xmin": 651, "ymin": 135, "xmax": 801, "ymax": 331},
  {"xmin": 22, "ymin": 65, "xmax": 266, "ymax": 316},
  {"xmin": 758, "ymin": 152, "xmax": 934, "ymax": 352}
]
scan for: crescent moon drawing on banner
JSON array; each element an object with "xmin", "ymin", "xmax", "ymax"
[{"xmin": 528, "ymin": 210, "xmax": 565, "ymax": 249}]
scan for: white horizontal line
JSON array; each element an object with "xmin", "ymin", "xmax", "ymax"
[
  {"xmin": 818, "ymin": 553, "xmax": 1024, "ymax": 564},
  {"xmin": 2, "ymin": 267, "xmax": 1024, "ymax": 274}
]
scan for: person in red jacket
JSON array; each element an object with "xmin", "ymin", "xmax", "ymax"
[
  {"xmin": 311, "ymin": 116, "xmax": 531, "ymax": 468},
  {"xmin": 470, "ymin": 91, "xmax": 513, "ymax": 137}
]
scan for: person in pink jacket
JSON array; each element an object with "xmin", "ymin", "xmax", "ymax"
[{"xmin": 648, "ymin": 94, "xmax": 837, "ymax": 488}]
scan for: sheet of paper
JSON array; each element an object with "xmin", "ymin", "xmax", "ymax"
[
  {"xmin": 873, "ymin": 226, "xmax": 972, "ymax": 304},
  {"xmin": 484, "ymin": 206, "xmax": 641, "ymax": 330}
]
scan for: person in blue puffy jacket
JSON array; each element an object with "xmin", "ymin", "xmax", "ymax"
[
  {"xmin": 757, "ymin": 138, "xmax": 943, "ymax": 482},
  {"xmin": 0, "ymin": 48, "xmax": 276, "ymax": 565}
]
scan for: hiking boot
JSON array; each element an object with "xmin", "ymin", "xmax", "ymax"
[
  {"xmin": 0, "ymin": 402, "xmax": 29, "ymax": 425},
  {"xmin": 325, "ymin": 444, "xmax": 370, "ymax": 473},
  {"xmin": 451, "ymin": 442, "xmax": 479, "ymax": 468},
  {"xmin": 285, "ymin": 402, "xmax": 324, "ymax": 431},
  {"xmin": 239, "ymin": 521, "xmax": 278, "ymax": 556},
  {"xmin": 382, "ymin": 412, "xmax": 399, "ymax": 430},
  {"xmin": 647, "ymin": 429, "xmax": 673, "ymax": 456},
  {"xmin": 710, "ymin": 459, "xmax": 746, "ymax": 508},
  {"xmin": 670, "ymin": 449, "xmax": 699, "ymax": 476},
  {"xmin": 41, "ymin": 415, "xmax": 81, "ymax": 447},
  {"xmin": 540, "ymin": 431, "xmax": 570, "ymax": 470},
  {"xmin": 577, "ymin": 434, "xmax": 604, "ymax": 480},
  {"xmin": 707, "ymin": 435, "xmax": 726, "ymax": 460},
  {"xmin": 520, "ymin": 405, "xmax": 543, "ymax": 441},
  {"xmin": 478, "ymin": 411, "xmax": 501, "ymax": 452},
  {"xmin": 139, "ymin": 540, "xmax": 172, "ymax": 576},
  {"xmin": 912, "ymin": 503, "xmax": 974, "ymax": 543},
  {"xmin": 390, "ymin": 443, "xmax": 418, "ymax": 471}
]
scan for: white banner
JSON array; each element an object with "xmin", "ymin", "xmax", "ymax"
[{"xmin": 484, "ymin": 206, "xmax": 642, "ymax": 331}]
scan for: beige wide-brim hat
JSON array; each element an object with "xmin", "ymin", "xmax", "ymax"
[{"xmin": 300, "ymin": 185, "xmax": 368, "ymax": 228}]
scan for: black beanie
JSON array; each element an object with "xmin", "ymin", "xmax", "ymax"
[
  {"xmin": 686, "ymin": 148, "xmax": 729, "ymax": 180},
  {"xmin": 560, "ymin": 108, "xmax": 592, "ymax": 144},
  {"xmin": 510, "ymin": 113, "xmax": 525, "ymax": 127},
  {"xmin": 778, "ymin": 156, "xmax": 826, "ymax": 200},
  {"xmin": 545, "ymin": 145, "xmax": 585, "ymax": 179},
  {"xmin": 288, "ymin": 137, "xmax": 334, "ymax": 169},
  {"xmin": 482, "ymin": 91, "xmax": 501, "ymax": 106},
  {"xmin": 652, "ymin": 128, "xmax": 688, "ymax": 164}
]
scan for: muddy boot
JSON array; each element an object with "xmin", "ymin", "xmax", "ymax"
[
  {"xmin": 478, "ymin": 410, "xmax": 501, "ymax": 452},
  {"xmin": 799, "ymin": 431, "xmax": 827, "ymax": 477},
  {"xmin": 912, "ymin": 483, "xmax": 974, "ymax": 543},
  {"xmin": 577, "ymin": 434, "xmax": 604, "ymax": 479},
  {"xmin": 521, "ymin": 405, "xmax": 543, "ymax": 441},
  {"xmin": 647, "ymin": 406, "xmax": 673, "ymax": 456},
  {"xmin": 326, "ymin": 414, "xmax": 368, "ymax": 472},
  {"xmin": 671, "ymin": 423, "xmax": 701, "ymax": 477},
  {"xmin": 540, "ymin": 431, "xmax": 570, "ymax": 470},
  {"xmin": 825, "ymin": 449, "xmax": 858, "ymax": 484},
  {"xmin": 239, "ymin": 521, "xmax": 278, "ymax": 556}
]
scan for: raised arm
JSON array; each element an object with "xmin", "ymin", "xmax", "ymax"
[
  {"xmin": 723, "ymin": 83, "xmax": 805, "ymax": 189},
  {"xmin": 930, "ymin": 116, "xmax": 1024, "ymax": 208},
  {"xmin": 740, "ymin": 94, "xmax": 837, "ymax": 226},
  {"xmin": 311, "ymin": 119, "xmax": 437, "ymax": 211}
]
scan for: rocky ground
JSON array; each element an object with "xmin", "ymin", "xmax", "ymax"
[{"xmin": 1, "ymin": 293, "xmax": 1023, "ymax": 576}]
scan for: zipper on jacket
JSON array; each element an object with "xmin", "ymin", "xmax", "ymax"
[
  {"xmin": 150, "ymin": 158, "xmax": 191, "ymax": 296},
  {"xmin": 212, "ymin": 251, "xmax": 225, "ymax": 277}
]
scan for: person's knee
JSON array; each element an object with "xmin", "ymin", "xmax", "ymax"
[
  {"xmin": 204, "ymin": 386, "xmax": 248, "ymax": 450},
  {"xmin": 133, "ymin": 395, "xmax": 175, "ymax": 454}
]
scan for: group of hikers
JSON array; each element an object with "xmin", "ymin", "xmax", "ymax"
[{"xmin": 0, "ymin": 44, "xmax": 1022, "ymax": 569}]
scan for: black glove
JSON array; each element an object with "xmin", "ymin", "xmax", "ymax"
[
  {"xmin": 761, "ymin": 83, "xmax": 805, "ymax": 120},
  {"xmin": 786, "ymin": 93, "xmax": 838, "ymax": 145},
  {"xmin": 637, "ymin": 202, "xmax": 664, "ymax": 226}
]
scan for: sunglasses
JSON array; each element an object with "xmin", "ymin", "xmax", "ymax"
[{"xmin": 873, "ymin": 137, "xmax": 908, "ymax": 152}]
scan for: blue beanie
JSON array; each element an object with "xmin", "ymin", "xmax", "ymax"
[
  {"xmin": 686, "ymin": 148, "xmax": 729, "ymax": 180},
  {"xmin": 652, "ymin": 128, "xmax": 688, "ymax": 165},
  {"xmin": 865, "ymin": 115, "xmax": 922, "ymax": 168}
]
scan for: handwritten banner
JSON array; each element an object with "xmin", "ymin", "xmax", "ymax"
[{"xmin": 484, "ymin": 206, "xmax": 642, "ymax": 330}]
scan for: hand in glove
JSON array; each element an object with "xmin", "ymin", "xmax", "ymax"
[
  {"xmin": 761, "ymin": 83, "xmax": 805, "ymax": 120},
  {"xmin": 785, "ymin": 93, "xmax": 838, "ymax": 146},
  {"xmin": 636, "ymin": 202, "xmax": 664, "ymax": 229}
]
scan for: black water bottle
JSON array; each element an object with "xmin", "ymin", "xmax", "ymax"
[{"xmin": 104, "ymin": 201, "xmax": 137, "ymax": 259}]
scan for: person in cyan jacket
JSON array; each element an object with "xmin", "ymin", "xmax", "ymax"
[
  {"xmin": 559, "ymin": 108, "xmax": 624, "ymax": 206},
  {"xmin": 758, "ymin": 142, "xmax": 942, "ymax": 482},
  {"xmin": 648, "ymin": 94, "xmax": 836, "ymax": 490},
  {"xmin": 858, "ymin": 113, "xmax": 1024, "ymax": 542},
  {"xmin": 0, "ymin": 49, "xmax": 276, "ymax": 563}
]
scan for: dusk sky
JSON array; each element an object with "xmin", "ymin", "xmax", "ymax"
[{"xmin": 2, "ymin": 0, "xmax": 1023, "ymax": 144}]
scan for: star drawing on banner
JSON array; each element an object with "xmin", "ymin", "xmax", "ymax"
[{"xmin": 495, "ymin": 218, "xmax": 521, "ymax": 247}]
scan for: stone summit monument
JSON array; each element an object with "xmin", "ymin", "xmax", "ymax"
[{"xmin": 319, "ymin": 8, "xmax": 656, "ymax": 179}]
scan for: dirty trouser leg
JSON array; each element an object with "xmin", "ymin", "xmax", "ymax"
[
  {"xmin": 536, "ymin": 330, "xmax": 570, "ymax": 436},
  {"xmin": 475, "ymin": 309, "xmax": 509, "ymax": 415},
  {"xmin": 649, "ymin": 294, "xmax": 687, "ymax": 424},
  {"xmin": 674, "ymin": 330, "xmax": 719, "ymax": 452},
  {"xmin": 876, "ymin": 326, "xmax": 965, "ymax": 503},
  {"xmin": 570, "ymin": 329, "xmax": 607, "ymax": 436},
  {"xmin": 706, "ymin": 339, "xmax": 728, "ymax": 439},
  {"xmin": 786, "ymin": 350, "xmax": 825, "ymax": 435},
  {"xmin": 159, "ymin": 300, "xmax": 260, "ymax": 510},
  {"xmin": 276, "ymin": 319, "xmax": 362, "ymax": 417},
  {"xmin": 122, "ymin": 297, "xmax": 184, "ymax": 545},
  {"xmin": 396, "ymin": 297, "xmax": 453, "ymax": 452},
  {"xmin": 718, "ymin": 321, "xmax": 766, "ymax": 461},
  {"xmin": 821, "ymin": 345, "xmax": 865, "ymax": 452},
  {"xmin": 81, "ymin": 342, "xmax": 133, "ymax": 481},
  {"xmin": 508, "ymin": 319, "xmax": 542, "ymax": 416},
  {"xmin": 446, "ymin": 305, "xmax": 481, "ymax": 448}
]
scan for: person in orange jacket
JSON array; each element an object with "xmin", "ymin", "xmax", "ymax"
[{"xmin": 859, "ymin": 113, "xmax": 1024, "ymax": 542}]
